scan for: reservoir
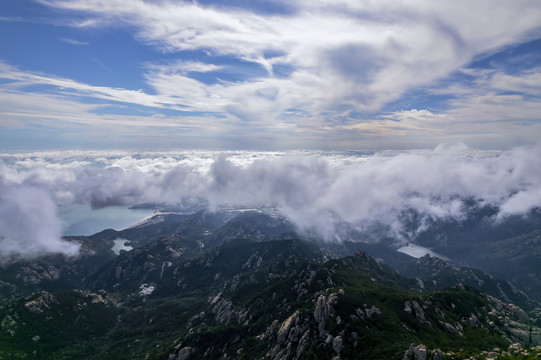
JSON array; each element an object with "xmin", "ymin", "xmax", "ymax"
[
  {"xmin": 397, "ymin": 243, "xmax": 449, "ymax": 260},
  {"xmin": 111, "ymin": 238, "xmax": 133, "ymax": 255}
]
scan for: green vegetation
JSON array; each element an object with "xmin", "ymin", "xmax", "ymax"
[{"xmin": 1, "ymin": 211, "xmax": 539, "ymax": 359}]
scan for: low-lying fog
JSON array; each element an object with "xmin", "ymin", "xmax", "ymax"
[{"xmin": 1, "ymin": 143, "xmax": 540, "ymax": 259}]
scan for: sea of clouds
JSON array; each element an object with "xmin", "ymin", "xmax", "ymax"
[{"xmin": 1, "ymin": 143, "xmax": 541, "ymax": 260}]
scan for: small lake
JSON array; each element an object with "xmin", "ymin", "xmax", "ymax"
[
  {"xmin": 58, "ymin": 204, "xmax": 154, "ymax": 236},
  {"xmin": 397, "ymin": 243, "xmax": 449, "ymax": 260},
  {"xmin": 111, "ymin": 238, "xmax": 133, "ymax": 255}
]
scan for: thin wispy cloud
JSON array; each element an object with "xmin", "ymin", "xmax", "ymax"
[
  {"xmin": 145, "ymin": 61, "xmax": 224, "ymax": 74},
  {"xmin": 0, "ymin": 16, "xmax": 26, "ymax": 22},
  {"xmin": 60, "ymin": 38, "xmax": 89, "ymax": 46},
  {"xmin": 0, "ymin": 62, "xmax": 220, "ymax": 112},
  {"xmin": 0, "ymin": 0, "xmax": 539, "ymax": 149}
]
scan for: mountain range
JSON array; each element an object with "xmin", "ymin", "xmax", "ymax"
[{"xmin": 1, "ymin": 208, "xmax": 541, "ymax": 359}]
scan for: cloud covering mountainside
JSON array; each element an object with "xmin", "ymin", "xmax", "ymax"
[{"xmin": 1, "ymin": 144, "xmax": 541, "ymax": 259}]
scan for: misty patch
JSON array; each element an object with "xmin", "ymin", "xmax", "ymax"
[{"xmin": 0, "ymin": 183, "xmax": 80, "ymax": 261}]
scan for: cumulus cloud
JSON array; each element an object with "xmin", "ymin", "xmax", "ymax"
[
  {"xmin": 0, "ymin": 182, "xmax": 80, "ymax": 261},
  {"xmin": 2, "ymin": 145, "xmax": 541, "ymax": 249}
]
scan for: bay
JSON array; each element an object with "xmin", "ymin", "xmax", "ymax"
[{"xmin": 58, "ymin": 204, "xmax": 154, "ymax": 236}]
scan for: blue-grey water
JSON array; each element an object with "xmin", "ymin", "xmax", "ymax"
[{"xmin": 58, "ymin": 204, "xmax": 154, "ymax": 236}]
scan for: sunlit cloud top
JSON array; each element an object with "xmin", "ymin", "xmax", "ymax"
[{"xmin": 0, "ymin": 0, "xmax": 540, "ymax": 149}]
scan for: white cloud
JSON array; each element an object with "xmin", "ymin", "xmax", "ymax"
[
  {"xmin": 0, "ymin": 62, "xmax": 203, "ymax": 112},
  {"xmin": 146, "ymin": 61, "xmax": 224, "ymax": 74},
  {"xmin": 36, "ymin": 0, "xmax": 541, "ymax": 124},
  {"xmin": 340, "ymin": 109, "xmax": 448, "ymax": 136},
  {"xmin": 432, "ymin": 67, "xmax": 541, "ymax": 147},
  {"xmin": 0, "ymin": 183, "xmax": 80, "ymax": 260},
  {"xmin": 60, "ymin": 38, "xmax": 89, "ymax": 46},
  {"xmin": 0, "ymin": 1, "xmax": 540, "ymax": 149},
  {"xmin": 488, "ymin": 68, "xmax": 541, "ymax": 95},
  {"xmin": 449, "ymin": 93, "xmax": 541, "ymax": 123},
  {"xmin": 2, "ymin": 145, "xmax": 541, "ymax": 245},
  {"xmin": 0, "ymin": 87, "xmax": 238, "ymax": 132}
]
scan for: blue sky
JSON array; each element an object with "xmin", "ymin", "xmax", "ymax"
[{"xmin": 0, "ymin": 0, "xmax": 540, "ymax": 150}]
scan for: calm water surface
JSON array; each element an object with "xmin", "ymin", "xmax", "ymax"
[{"xmin": 58, "ymin": 204, "xmax": 154, "ymax": 236}]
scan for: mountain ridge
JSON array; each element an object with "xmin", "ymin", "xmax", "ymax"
[{"xmin": 1, "ymin": 209, "xmax": 541, "ymax": 359}]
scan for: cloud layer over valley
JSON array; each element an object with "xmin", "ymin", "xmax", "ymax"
[{"xmin": 1, "ymin": 145, "xmax": 541, "ymax": 259}]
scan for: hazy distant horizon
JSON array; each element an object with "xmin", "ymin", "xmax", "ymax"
[{"xmin": 0, "ymin": 143, "xmax": 508, "ymax": 156}]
